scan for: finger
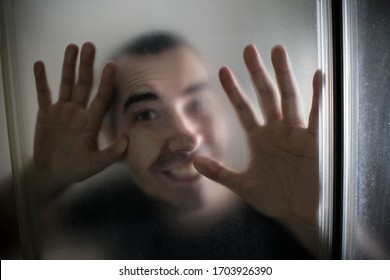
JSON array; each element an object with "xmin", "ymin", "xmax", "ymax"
[
  {"xmin": 194, "ymin": 156, "xmax": 242, "ymax": 192},
  {"xmin": 308, "ymin": 70, "xmax": 322, "ymax": 136},
  {"xmin": 244, "ymin": 44, "xmax": 282, "ymax": 123},
  {"xmin": 72, "ymin": 42, "xmax": 95, "ymax": 107},
  {"xmin": 219, "ymin": 66, "xmax": 259, "ymax": 132},
  {"xmin": 34, "ymin": 61, "xmax": 52, "ymax": 109},
  {"xmin": 88, "ymin": 62, "xmax": 117, "ymax": 129},
  {"xmin": 90, "ymin": 135, "xmax": 128, "ymax": 174},
  {"xmin": 271, "ymin": 45, "xmax": 304, "ymax": 126},
  {"xmin": 58, "ymin": 44, "xmax": 78, "ymax": 103}
]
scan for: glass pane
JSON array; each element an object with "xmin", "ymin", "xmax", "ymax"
[
  {"xmin": 343, "ymin": 0, "xmax": 390, "ymax": 259},
  {"xmin": 1, "ymin": 0, "xmax": 323, "ymax": 259}
]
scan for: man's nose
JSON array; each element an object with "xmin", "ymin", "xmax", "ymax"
[{"xmin": 166, "ymin": 115, "xmax": 201, "ymax": 153}]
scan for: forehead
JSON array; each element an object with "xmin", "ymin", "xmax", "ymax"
[{"xmin": 115, "ymin": 46, "xmax": 209, "ymax": 95}]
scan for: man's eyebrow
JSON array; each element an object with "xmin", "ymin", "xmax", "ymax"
[
  {"xmin": 123, "ymin": 92, "xmax": 159, "ymax": 113},
  {"xmin": 184, "ymin": 81, "xmax": 210, "ymax": 95}
]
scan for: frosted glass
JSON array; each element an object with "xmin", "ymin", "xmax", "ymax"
[{"xmin": 1, "ymin": 0, "xmax": 319, "ymax": 259}]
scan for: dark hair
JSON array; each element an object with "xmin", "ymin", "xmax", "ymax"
[
  {"xmin": 107, "ymin": 31, "xmax": 191, "ymax": 135},
  {"xmin": 111, "ymin": 31, "xmax": 189, "ymax": 59}
]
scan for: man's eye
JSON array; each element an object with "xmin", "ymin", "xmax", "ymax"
[
  {"xmin": 188, "ymin": 99, "xmax": 204, "ymax": 114},
  {"xmin": 134, "ymin": 110, "xmax": 157, "ymax": 122}
]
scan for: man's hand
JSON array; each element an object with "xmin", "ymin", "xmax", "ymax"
[
  {"xmin": 194, "ymin": 44, "xmax": 321, "ymax": 255},
  {"xmin": 33, "ymin": 43, "xmax": 128, "ymax": 201}
]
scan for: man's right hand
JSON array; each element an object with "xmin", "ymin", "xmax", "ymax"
[{"xmin": 33, "ymin": 43, "xmax": 128, "ymax": 201}]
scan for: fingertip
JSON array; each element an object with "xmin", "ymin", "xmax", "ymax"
[
  {"xmin": 313, "ymin": 70, "xmax": 323, "ymax": 87},
  {"xmin": 116, "ymin": 135, "xmax": 128, "ymax": 154},
  {"xmin": 33, "ymin": 61, "xmax": 44, "ymax": 75},
  {"xmin": 219, "ymin": 67, "xmax": 238, "ymax": 95},
  {"xmin": 194, "ymin": 156, "xmax": 240, "ymax": 191},
  {"xmin": 218, "ymin": 66, "xmax": 230, "ymax": 85},
  {"xmin": 218, "ymin": 66, "xmax": 233, "ymax": 82},
  {"xmin": 244, "ymin": 43, "xmax": 256, "ymax": 52},
  {"xmin": 271, "ymin": 44, "xmax": 291, "ymax": 74},
  {"xmin": 66, "ymin": 43, "xmax": 78, "ymax": 50},
  {"xmin": 193, "ymin": 156, "xmax": 220, "ymax": 178},
  {"xmin": 64, "ymin": 44, "xmax": 78, "ymax": 62},
  {"xmin": 193, "ymin": 155, "xmax": 207, "ymax": 169},
  {"xmin": 219, "ymin": 65, "xmax": 229, "ymax": 75},
  {"xmin": 243, "ymin": 44, "xmax": 263, "ymax": 73},
  {"xmin": 34, "ymin": 60, "xmax": 43, "ymax": 66},
  {"xmin": 271, "ymin": 44, "xmax": 286, "ymax": 53},
  {"xmin": 243, "ymin": 43, "xmax": 257, "ymax": 59},
  {"xmin": 271, "ymin": 44, "xmax": 287, "ymax": 62},
  {"xmin": 82, "ymin": 41, "xmax": 96, "ymax": 51},
  {"xmin": 104, "ymin": 61, "xmax": 117, "ymax": 78},
  {"xmin": 312, "ymin": 70, "xmax": 323, "ymax": 98},
  {"xmin": 81, "ymin": 42, "xmax": 96, "ymax": 61},
  {"xmin": 245, "ymin": 43, "xmax": 256, "ymax": 50},
  {"xmin": 109, "ymin": 135, "xmax": 128, "ymax": 159}
]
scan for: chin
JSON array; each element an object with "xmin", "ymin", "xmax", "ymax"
[
  {"xmin": 137, "ymin": 174, "xmax": 214, "ymax": 212},
  {"xmin": 167, "ymin": 184, "xmax": 207, "ymax": 212}
]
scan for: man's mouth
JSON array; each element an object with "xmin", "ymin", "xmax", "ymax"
[{"xmin": 162, "ymin": 162, "xmax": 201, "ymax": 182}]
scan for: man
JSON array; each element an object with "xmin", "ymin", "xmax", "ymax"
[{"xmin": 6, "ymin": 32, "xmax": 320, "ymax": 259}]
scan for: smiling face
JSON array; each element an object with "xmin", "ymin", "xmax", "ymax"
[{"xmin": 113, "ymin": 46, "xmax": 228, "ymax": 210}]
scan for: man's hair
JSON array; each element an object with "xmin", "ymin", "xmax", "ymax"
[
  {"xmin": 107, "ymin": 31, "xmax": 191, "ymax": 135},
  {"xmin": 111, "ymin": 31, "xmax": 189, "ymax": 59}
]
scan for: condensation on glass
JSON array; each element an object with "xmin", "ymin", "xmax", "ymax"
[
  {"xmin": 343, "ymin": 0, "xmax": 390, "ymax": 259},
  {"xmin": 1, "ymin": 0, "xmax": 321, "ymax": 259}
]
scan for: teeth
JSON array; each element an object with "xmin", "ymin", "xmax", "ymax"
[{"xmin": 168, "ymin": 163, "xmax": 199, "ymax": 179}]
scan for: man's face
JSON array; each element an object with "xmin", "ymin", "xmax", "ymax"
[{"xmin": 113, "ymin": 46, "xmax": 227, "ymax": 210}]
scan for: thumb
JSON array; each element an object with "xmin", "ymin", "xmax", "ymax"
[
  {"xmin": 92, "ymin": 135, "xmax": 128, "ymax": 173},
  {"xmin": 194, "ymin": 156, "xmax": 241, "ymax": 191}
]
